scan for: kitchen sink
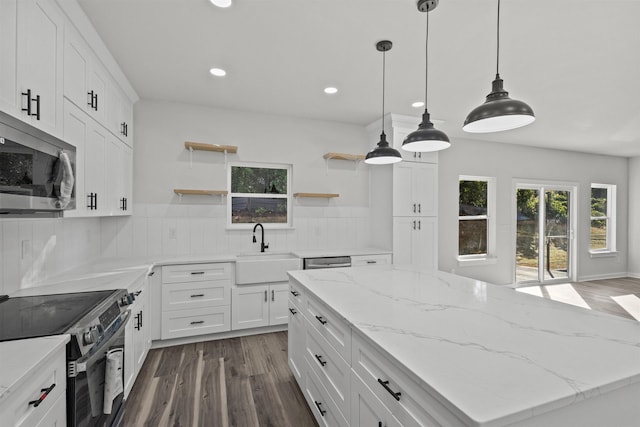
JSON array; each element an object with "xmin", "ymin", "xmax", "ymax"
[{"xmin": 235, "ymin": 252, "xmax": 302, "ymax": 284}]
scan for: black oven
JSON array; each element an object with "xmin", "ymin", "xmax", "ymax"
[{"xmin": 0, "ymin": 289, "xmax": 133, "ymax": 427}]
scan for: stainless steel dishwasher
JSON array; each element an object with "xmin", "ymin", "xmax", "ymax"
[{"xmin": 303, "ymin": 256, "xmax": 351, "ymax": 269}]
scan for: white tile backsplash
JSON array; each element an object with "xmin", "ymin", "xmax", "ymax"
[{"xmin": 0, "ymin": 202, "xmax": 371, "ymax": 294}]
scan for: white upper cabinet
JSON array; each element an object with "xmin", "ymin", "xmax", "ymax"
[
  {"xmin": 17, "ymin": 0, "xmax": 65, "ymax": 136},
  {"xmin": 393, "ymin": 162, "xmax": 438, "ymax": 217},
  {"xmin": 63, "ymin": 24, "xmax": 108, "ymax": 123},
  {"xmin": 0, "ymin": 0, "xmax": 18, "ymax": 117},
  {"xmin": 106, "ymin": 80, "xmax": 133, "ymax": 147}
]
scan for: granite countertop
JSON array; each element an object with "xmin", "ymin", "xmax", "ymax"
[
  {"xmin": 0, "ymin": 335, "xmax": 70, "ymax": 403},
  {"xmin": 288, "ymin": 265, "xmax": 640, "ymax": 427}
]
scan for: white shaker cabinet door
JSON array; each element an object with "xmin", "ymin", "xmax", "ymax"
[
  {"xmin": 17, "ymin": 0, "xmax": 64, "ymax": 137},
  {"xmin": 232, "ymin": 285, "xmax": 269, "ymax": 330},
  {"xmin": 393, "ymin": 162, "xmax": 437, "ymax": 217},
  {"xmin": 393, "ymin": 217, "xmax": 437, "ymax": 269},
  {"xmin": 269, "ymin": 283, "xmax": 290, "ymax": 325},
  {"xmin": 0, "ymin": 0, "xmax": 18, "ymax": 117}
]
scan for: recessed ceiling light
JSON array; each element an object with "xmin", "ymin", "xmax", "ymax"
[
  {"xmin": 324, "ymin": 87, "xmax": 338, "ymax": 95},
  {"xmin": 412, "ymin": 101, "xmax": 425, "ymax": 108},
  {"xmin": 209, "ymin": 68, "xmax": 227, "ymax": 77},
  {"xmin": 210, "ymin": 0, "xmax": 232, "ymax": 8}
]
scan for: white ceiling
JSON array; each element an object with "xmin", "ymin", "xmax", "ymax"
[{"xmin": 77, "ymin": 0, "xmax": 640, "ymax": 157}]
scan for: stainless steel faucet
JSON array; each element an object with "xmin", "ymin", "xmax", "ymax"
[{"xmin": 252, "ymin": 223, "xmax": 269, "ymax": 252}]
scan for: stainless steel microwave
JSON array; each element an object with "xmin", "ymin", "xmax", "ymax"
[{"xmin": 0, "ymin": 111, "xmax": 76, "ymax": 216}]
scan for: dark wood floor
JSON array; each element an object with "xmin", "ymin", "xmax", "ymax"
[
  {"xmin": 123, "ymin": 331, "xmax": 318, "ymax": 427},
  {"xmin": 523, "ymin": 277, "xmax": 640, "ymax": 320}
]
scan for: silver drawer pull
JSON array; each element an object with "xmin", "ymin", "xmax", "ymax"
[
  {"xmin": 190, "ymin": 294, "xmax": 205, "ymax": 298},
  {"xmin": 366, "ymin": 260, "xmax": 377, "ymax": 264},
  {"xmin": 190, "ymin": 271, "xmax": 205, "ymax": 275},
  {"xmin": 190, "ymin": 320, "xmax": 204, "ymax": 325}
]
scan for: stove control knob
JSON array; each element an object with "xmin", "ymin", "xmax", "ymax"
[
  {"xmin": 83, "ymin": 325, "xmax": 100, "ymax": 345},
  {"xmin": 119, "ymin": 293, "xmax": 135, "ymax": 307}
]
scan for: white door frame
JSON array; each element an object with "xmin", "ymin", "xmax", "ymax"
[{"xmin": 512, "ymin": 179, "xmax": 578, "ymax": 286}]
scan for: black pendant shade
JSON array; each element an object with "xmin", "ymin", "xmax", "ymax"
[
  {"xmin": 401, "ymin": 0, "xmax": 450, "ymax": 153},
  {"xmin": 365, "ymin": 40, "xmax": 403, "ymax": 165},
  {"xmin": 463, "ymin": 75, "xmax": 535, "ymax": 133},
  {"xmin": 463, "ymin": 0, "xmax": 534, "ymax": 133},
  {"xmin": 365, "ymin": 131, "xmax": 402, "ymax": 164}
]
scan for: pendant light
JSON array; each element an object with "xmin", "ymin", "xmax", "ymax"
[
  {"xmin": 463, "ymin": 0, "xmax": 535, "ymax": 133},
  {"xmin": 365, "ymin": 40, "xmax": 403, "ymax": 165},
  {"xmin": 402, "ymin": 0, "xmax": 450, "ymax": 153}
]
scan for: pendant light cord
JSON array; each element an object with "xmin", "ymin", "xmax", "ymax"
[
  {"xmin": 425, "ymin": 11, "xmax": 429, "ymax": 109},
  {"xmin": 382, "ymin": 48, "xmax": 386, "ymax": 134},
  {"xmin": 496, "ymin": 0, "xmax": 500, "ymax": 77}
]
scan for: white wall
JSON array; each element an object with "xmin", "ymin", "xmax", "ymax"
[
  {"xmin": 438, "ymin": 137, "xmax": 629, "ymax": 285},
  {"xmin": 0, "ymin": 217, "xmax": 102, "ymax": 295},
  {"xmin": 628, "ymin": 156, "xmax": 640, "ymax": 277},
  {"xmin": 102, "ymin": 100, "xmax": 374, "ymax": 258}
]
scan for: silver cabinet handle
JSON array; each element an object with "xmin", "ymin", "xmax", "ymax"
[
  {"xmin": 271, "ymin": 290, "xmax": 274, "ymax": 301},
  {"xmin": 366, "ymin": 260, "xmax": 377, "ymax": 264},
  {"xmin": 264, "ymin": 290, "xmax": 267, "ymax": 302}
]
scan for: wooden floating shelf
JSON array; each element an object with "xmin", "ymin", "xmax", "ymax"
[
  {"xmin": 294, "ymin": 193, "xmax": 339, "ymax": 198},
  {"xmin": 184, "ymin": 141, "xmax": 238, "ymax": 153},
  {"xmin": 173, "ymin": 189, "xmax": 228, "ymax": 196},
  {"xmin": 323, "ymin": 152, "xmax": 365, "ymax": 161}
]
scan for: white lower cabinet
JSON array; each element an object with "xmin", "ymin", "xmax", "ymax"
[
  {"xmin": 351, "ymin": 371, "xmax": 401, "ymax": 427},
  {"xmin": 305, "ymin": 362, "xmax": 350, "ymax": 427},
  {"xmin": 124, "ymin": 276, "xmax": 150, "ymax": 398},
  {"xmin": 160, "ymin": 263, "xmax": 232, "ymax": 339},
  {"xmin": 231, "ymin": 282, "xmax": 289, "ymax": 330},
  {"xmin": 350, "ymin": 254, "xmax": 392, "ymax": 267},
  {"xmin": 287, "ymin": 299, "xmax": 305, "ymax": 383},
  {"xmin": 1, "ymin": 340, "xmax": 67, "ymax": 427}
]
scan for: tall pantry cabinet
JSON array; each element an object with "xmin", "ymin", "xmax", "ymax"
[{"xmin": 368, "ymin": 114, "xmax": 439, "ymax": 270}]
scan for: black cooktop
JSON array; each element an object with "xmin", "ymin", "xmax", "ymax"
[{"xmin": 0, "ymin": 290, "xmax": 114, "ymax": 342}]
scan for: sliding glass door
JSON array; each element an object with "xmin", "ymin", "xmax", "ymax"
[{"xmin": 515, "ymin": 184, "xmax": 574, "ymax": 285}]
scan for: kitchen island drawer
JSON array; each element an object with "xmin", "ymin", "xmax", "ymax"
[
  {"xmin": 289, "ymin": 279, "xmax": 305, "ymax": 308},
  {"xmin": 162, "ymin": 280, "xmax": 231, "ymax": 311},
  {"xmin": 351, "ymin": 333, "xmax": 465, "ymax": 427},
  {"xmin": 304, "ymin": 360, "xmax": 349, "ymax": 427},
  {"xmin": 161, "ymin": 306, "xmax": 230, "ymax": 339},
  {"xmin": 161, "ymin": 263, "xmax": 232, "ymax": 284},
  {"xmin": 304, "ymin": 317, "xmax": 351, "ymax": 419},
  {"xmin": 305, "ymin": 292, "xmax": 351, "ymax": 363},
  {"xmin": 2, "ymin": 345, "xmax": 66, "ymax": 427}
]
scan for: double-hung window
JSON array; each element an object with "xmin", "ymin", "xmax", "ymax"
[
  {"xmin": 590, "ymin": 183, "xmax": 616, "ymax": 252},
  {"xmin": 228, "ymin": 163, "xmax": 292, "ymax": 228},
  {"xmin": 458, "ymin": 176, "xmax": 495, "ymax": 261}
]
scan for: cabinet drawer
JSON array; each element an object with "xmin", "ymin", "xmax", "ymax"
[
  {"xmin": 351, "ymin": 370, "xmax": 401, "ymax": 427},
  {"xmin": 32, "ymin": 392, "xmax": 66, "ymax": 427},
  {"xmin": 304, "ymin": 360, "xmax": 349, "ymax": 427},
  {"xmin": 161, "ymin": 263, "xmax": 232, "ymax": 283},
  {"xmin": 161, "ymin": 306, "xmax": 230, "ymax": 340},
  {"xmin": 162, "ymin": 280, "xmax": 231, "ymax": 311},
  {"xmin": 289, "ymin": 279, "xmax": 305, "ymax": 309},
  {"xmin": 4, "ymin": 347, "xmax": 66, "ymax": 427},
  {"xmin": 287, "ymin": 300, "xmax": 305, "ymax": 383},
  {"xmin": 351, "ymin": 333, "xmax": 464, "ymax": 427},
  {"xmin": 350, "ymin": 254, "xmax": 391, "ymax": 267},
  {"xmin": 304, "ymin": 317, "xmax": 351, "ymax": 419},
  {"xmin": 305, "ymin": 293, "xmax": 351, "ymax": 363}
]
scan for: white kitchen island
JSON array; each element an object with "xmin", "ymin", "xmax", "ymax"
[{"xmin": 287, "ymin": 265, "xmax": 640, "ymax": 427}]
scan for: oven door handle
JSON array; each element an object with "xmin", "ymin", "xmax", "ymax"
[{"xmin": 68, "ymin": 310, "xmax": 131, "ymax": 378}]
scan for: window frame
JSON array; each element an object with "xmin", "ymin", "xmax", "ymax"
[
  {"xmin": 227, "ymin": 162, "xmax": 293, "ymax": 229},
  {"xmin": 457, "ymin": 175, "xmax": 497, "ymax": 264},
  {"xmin": 589, "ymin": 183, "xmax": 616, "ymax": 254}
]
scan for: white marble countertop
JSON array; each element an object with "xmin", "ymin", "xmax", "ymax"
[
  {"xmin": 0, "ymin": 335, "xmax": 70, "ymax": 404},
  {"xmin": 288, "ymin": 265, "xmax": 640, "ymax": 427}
]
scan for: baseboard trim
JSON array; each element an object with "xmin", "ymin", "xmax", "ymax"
[
  {"xmin": 150, "ymin": 324, "xmax": 288, "ymax": 349},
  {"xmin": 577, "ymin": 272, "xmax": 631, "ymax": 282},
  {"xmin": 627, "ymin": 272, "xmax": 640, "ymax": 279}
]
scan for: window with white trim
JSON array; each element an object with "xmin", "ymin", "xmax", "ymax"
[
  {"xmin": 590, "ymin": 183, "xmax": 616, "ymax": 252},
  {"xmin": 227, "ymin": 163, "xmax": 292, "ymax": 228},
  {"xmin": 458, "ymin": 176, "xmax": 495, "ymax": 259}
]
